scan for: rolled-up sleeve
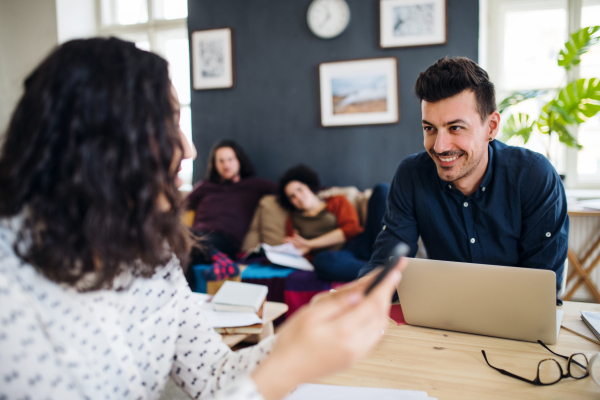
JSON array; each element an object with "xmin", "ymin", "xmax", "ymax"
[{"xmin": 518, "ymin": 155, "xmax": 569, "ymax": 292}]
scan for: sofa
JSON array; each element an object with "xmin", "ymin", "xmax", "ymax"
[{"xmin": 185, "ymin": 187, "xmax": 373, "ymax": 319}]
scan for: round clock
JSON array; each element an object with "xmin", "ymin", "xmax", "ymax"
[{"xmin": 307, "ymin": 0, "xmax": 351, "ymax": 39}]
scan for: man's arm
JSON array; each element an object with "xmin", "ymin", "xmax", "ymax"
[
  {"xmin": 518, "ymin": 155, "xmax": 569, "ymax": 293},
  {"xmin": 358, "ymin": 161, "xmax": 420, "ymax": 278}
]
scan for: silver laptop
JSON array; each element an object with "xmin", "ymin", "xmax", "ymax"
[{"xmin": 397, "ymin": 258, "xmax": 563, "ymax": 344}]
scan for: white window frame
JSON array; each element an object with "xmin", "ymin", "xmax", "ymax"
[
  {"xmin": 481, "ymin": 0, "xmax": 600, "ymax": 189},
  {"xmin": 95, "ymin": 0, "xmax": 187, "ymax": 45},
  {"xmin": 95, "ymin": 0, "xmax": 193, "ymax": 189}
]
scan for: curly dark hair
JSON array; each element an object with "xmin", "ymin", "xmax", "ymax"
[
  {"xmin": 415, "ymin": 56, "xmax": 496, "ymax": 123},
  {"xmin": 0, "ymin": 37, "xmax": 190, "ymax": 290},
  {"xmin": 277, "ymin": 165, "xmax": 321, "ymax": 211},
  {"xmin": 205, "ymin": 140, "xmax": 255, "ymax": 183}
]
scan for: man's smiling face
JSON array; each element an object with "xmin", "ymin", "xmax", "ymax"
[{"xmin": 422, "ymin": 90, "xmax": 499, "ymax": 192}]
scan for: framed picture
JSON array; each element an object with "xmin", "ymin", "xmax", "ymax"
[
  {"xmin": 319, "ymin": 57, "xmax": 399, "ymax": 127},
  {"xmin": 380, "ymin": 0, "xmax": 446, "ymax": 48},
  {"xmin": 191, "ymin": 28, "xmax": 234, "ymax": 90}
]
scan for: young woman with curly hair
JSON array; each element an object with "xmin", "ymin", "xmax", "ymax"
[{"xmin": 0, "ymin": 37, "xmax": 405, "ymax": 400}]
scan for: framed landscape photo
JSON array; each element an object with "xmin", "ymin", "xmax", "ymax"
[
  {"xmin": 319, "ymin": 57, "xmax": 399, "ymax": 127},
  {"xmin": 191, "ymin": 28, "xmax": 234, "ymax": 90},
  {"xmin": 380, "ymin": 0, "xmax": 446, "ymax": 48}
]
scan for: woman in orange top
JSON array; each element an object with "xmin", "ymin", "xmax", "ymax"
[{"xmin": 278, "ymin": 165, "xmax": 389, "ymax": 282}]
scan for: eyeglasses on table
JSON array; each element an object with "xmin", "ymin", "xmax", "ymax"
[{"xmin": 481, "ymin": 340, "xmax": 589, "ymax": 385}]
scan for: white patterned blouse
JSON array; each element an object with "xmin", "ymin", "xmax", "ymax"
[{"xmin": 0, "ymin": 216, "xmax": 275, "ymax": 400}]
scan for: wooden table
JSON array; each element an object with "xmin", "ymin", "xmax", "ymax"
[
  {"xmin": 221, "ymin": 301, "xmax": 288, "ymax": 347},
  {"xmin": 565, "ymin": 210, "xmax": 600, "ymax": 303},
  {"xmin": 319, "ymin": 301, "xmax": 600, "ymax": 399}
]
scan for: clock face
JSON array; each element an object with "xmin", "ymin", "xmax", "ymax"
[{"xmin": 307, "ymin": 0, "xmax": 350, "ymax": 39}]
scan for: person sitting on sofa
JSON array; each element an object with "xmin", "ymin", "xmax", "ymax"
[
  {"xmin": 278, "ymin": 165, "xmax": 389, "ymax": 282},
  {"xmin": 185, "ymin": 140, "xmax": 276, "ymax": 281}
]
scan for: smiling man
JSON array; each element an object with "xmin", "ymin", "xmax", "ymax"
[{"xmin": 359, "ymin": 57, "xmax": 569, "ymax": 293}]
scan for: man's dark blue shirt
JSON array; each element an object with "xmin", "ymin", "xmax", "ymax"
[{"xmin": 359, "ymin": 140, "xmax": 569, "ymax": 292}]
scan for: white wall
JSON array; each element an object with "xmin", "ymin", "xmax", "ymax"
[
  {"xmin": 56, "ymin": 0, "xmax": 96, "ymax": 44},
  {"xmin": 0, "ymin": 0, "xmax": 59, "ymax": 139}
]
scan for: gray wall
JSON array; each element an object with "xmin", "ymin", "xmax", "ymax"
[
  {"xmin": 188, "ymin": 0, "xmax": 479, "ymax": 190},
  {"xmin": 0, "ymin": 0, "xmax": 59, "ymax": 141}
]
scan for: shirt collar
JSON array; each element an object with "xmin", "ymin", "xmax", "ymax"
[{"xmin": 438, "ymin": 142, "xmax": 495, "ymax": 195}]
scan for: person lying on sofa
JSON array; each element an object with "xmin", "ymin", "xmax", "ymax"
[
  {"xmin": 278, "ymin": 165, "xmax": 389, "ymax": 282},
  {"xmin": 185, "ymin": 140, "xmax": 276, "ymax": 281}
]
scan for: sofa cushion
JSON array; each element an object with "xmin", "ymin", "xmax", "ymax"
[
  {"xmin": 241, "ymin": 195, "xmax": 288, "ymax": 251},
  {"xmin": 241, "ymin": 187, "xmax": 370, "ymax": 252}
]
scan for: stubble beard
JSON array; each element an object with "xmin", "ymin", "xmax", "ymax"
[{"xmin": 432, "ymin": 149, "xmax": 484, "ymax": 183}]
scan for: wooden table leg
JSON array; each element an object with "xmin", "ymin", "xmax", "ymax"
[{"xmin": 564, "ymin": 248, "xmax": 600, "ymax": 303}]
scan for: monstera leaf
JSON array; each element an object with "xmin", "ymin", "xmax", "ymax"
[
  {"xmin": 537, "ymin": 101, "xmax": 582, "ymax": 148},
  {"xmin": 558, "ymin": 26, "xmax": 600, "ymax": 71},
  {"xmin": 498, "ymin": 26, "xmax": 600, "ymax": 150},
  {"xmin": 498, "ymin": 90, "xmax": 547, "ymax": 113},
  {"xmin": 555, "ymin": 78, "xmax": 600, "ymax": 123},
  {"xmin": 502, "ymin": 113, "xmax": 535, "ymax": 143}
]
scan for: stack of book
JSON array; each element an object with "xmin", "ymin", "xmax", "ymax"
[
  {"xmin": 207, "ymin": 281, "xmax": 269, "ymax": 334},
  {"xmin": 581, "ymin": 311, "xmax": 600, "ymax": 342}
]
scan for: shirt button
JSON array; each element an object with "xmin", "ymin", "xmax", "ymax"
[
  {"xmin": 482, "ymin": 187, "xmax": 486, "ymax": 191},
  {"xmin": 546, "ymin": 232, "xmax": 551, "ymax": 237},
  {"xmin": 464, "ymin": 202, "xmax": 469, "ymax": 207},
  {"xmin": 470, "ymin": 238, "xmax": 476, "ymax": 244},
  {"xmin": 382, "ymin": 225, "xmax": 386, "ymax": 230},
  {"xmin": 448, "ymin": 185, "xmax": 452, "ymax": 189}
]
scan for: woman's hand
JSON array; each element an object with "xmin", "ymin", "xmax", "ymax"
[
  {"xmin": 283, "ymin": 234, "xmax": 312, "ymax": 255},
  {"xmin": 252, "ymin": 257, "xmax": 408, "ymax": 400}
]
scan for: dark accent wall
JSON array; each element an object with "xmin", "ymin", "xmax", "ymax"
[{"xmin": 188, "ymin": 0, "xmax": 479, "ymax": 190}]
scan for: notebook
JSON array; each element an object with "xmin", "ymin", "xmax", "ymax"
[
  {"xmin": 211, "ymin": 281, "xmax": 268, "ymax": 313},
  {"xmin": 397, "ymin": 258, "xmax": 563, "ymax": 344},
  {"xmin": 581, "ymin": 311, "xmax": 600, "ymax": 341}
]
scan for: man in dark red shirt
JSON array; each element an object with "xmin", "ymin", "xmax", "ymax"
[{"xmin": 186, "ymin": 140, "xmax": 276, "ymax": 274}]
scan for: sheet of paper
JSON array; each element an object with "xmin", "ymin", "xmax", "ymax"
[
  {"xmin": 201, "ymin": 307, "xmax": 262, "ymax": 328},
  {"xmin": 577, "ymin": 198, "xmax": 600, "ymax": 210},
  {"xmin": 263, "ymin": 243, "xmax": 303, "ymax": 256},
  {"xmin": 194, "ymin": 296, "xmax": 262, "ymax": 328},
  {"xmin": 262, "ymin": 243, "xmax": 314, "ymax": 271},
  {"xmin": 284, "ymin": 384, "xmax": 435, "ymax": 400},
  {"xmin": 192, "ymin": 292, "xmax": 213, "ymax": 305}
]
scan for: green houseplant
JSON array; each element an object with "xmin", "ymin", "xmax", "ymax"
[{"xmin": 500, "ymin": 26, "xmax": 600, "ymax": 155}]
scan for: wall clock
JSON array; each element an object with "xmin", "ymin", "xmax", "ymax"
[{"xmin": 307, "ymin": 0, "xmax": 351, "ymax": 39}]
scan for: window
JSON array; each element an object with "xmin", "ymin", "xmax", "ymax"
[
  {"xmin": 483, "ymin": 0, "xmax": 600, "ymax": 188},
  {"xmin": 97, "ymin": 0, "xmax": 193, "ymax": 190}
]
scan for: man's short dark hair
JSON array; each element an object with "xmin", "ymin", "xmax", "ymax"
[
  {"xmin": 277, "ymin": 165, "xmax": 321, "ymax": 211},
  {"xmin": 205, "ymin": 140, "xmax": 255, "ymax": 183},
  {"xmin": 415, "ymin": 57, "xmax": 496, "ymax": 122}
]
